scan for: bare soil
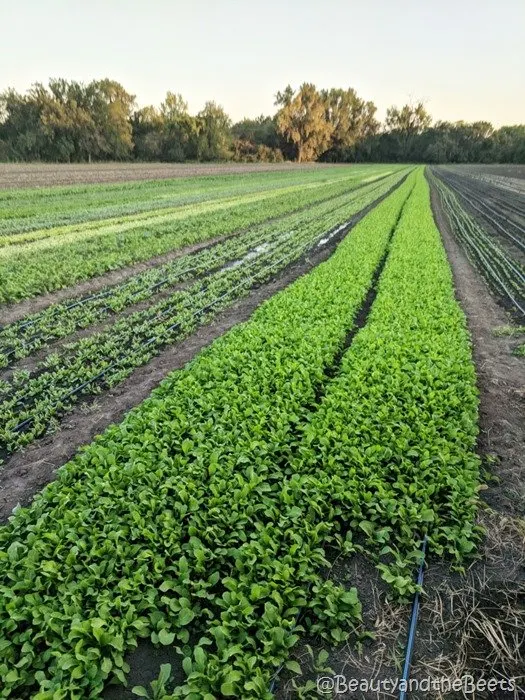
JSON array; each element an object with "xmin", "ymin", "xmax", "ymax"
[
  {"xmin": 0, "ymin": 162, "xmax": 332, "ymax": 190},
  {"xmin": 455, "ymin": 164, "xmax": 525, "ymax": 181}
]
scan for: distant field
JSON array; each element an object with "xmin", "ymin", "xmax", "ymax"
[
  {"xmin": 0, "ymin": 161, "xmax": 335, "ymax": 189},
  {"xmin": 451, "ymin": 163, "xmax": 525, "ymax": 180},
  {"xmin": 431, "ymin": 163, "xmax": 525, "ymax": 321}
]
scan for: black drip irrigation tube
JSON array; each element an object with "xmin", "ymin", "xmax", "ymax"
[
  {"xmin": 3, "ymin": 210, "xmax": 330, "ymax": 356},
  {"xmin": 399, "ymin": 534, "xmax": 428, "ymax": 700},
  {"xmin": 439, "ymin": 174, "xmax": 525, "ymax": 252},
  {"xmin": 267, "ymin": 534, "xmax": 429, "ymax": 699},
  {"xmin": 431, "ymin": 176, "xmax": 525, "ymax": 319},
  {"xmin": 3, "ymin": 262, "xmax": 203, "ymax": 350}
]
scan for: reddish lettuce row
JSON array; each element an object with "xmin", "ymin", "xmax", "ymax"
[{"xmin": 0, "ymin": 176, "xmax": 415, "ymax": 699}]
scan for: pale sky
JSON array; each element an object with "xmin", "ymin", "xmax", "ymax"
[{"xmin": 1, "ymin": 0, "xmax": 524, "ymax": 127}]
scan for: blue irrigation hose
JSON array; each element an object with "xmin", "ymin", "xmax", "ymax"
[{"xmin": 399, "ymin": 534, "xmax": 428, "ymax": 700}]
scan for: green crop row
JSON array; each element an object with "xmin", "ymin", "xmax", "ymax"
[
  {"xmin": 158, "ymin": 170, "xmax": 480, "ymax": 699},
  {"xmin": 0, "ymin": 174, "xmax": 321, "ymax": 236},
  {"xmin": 0, "ymin": 172, "xmax": 405, "ymax": 455},
  {"xmin": 0, "ymin": 168, "xmax": 404, "ymax": 303},
  {"xmin": 0, "ymin": 175, "xmax": 416, "ymax": 698},
  {"xmin": 0, "ymin": 166, "xmax": 394, "ymax": 228},
  {"xmin": 0, "ymin": 171, "xmax": 403, "ymax": 368},
  {"xmin": 0, "ymin": 175, "xmax": 358, "ymax": 246},
  {"xmin": 290, "ymin": 171, "xmax": 481, "ymax": 590}
]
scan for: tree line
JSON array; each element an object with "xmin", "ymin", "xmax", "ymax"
[{"xmin": 1, "ymin": 79, "xmax": 523, "ymax": 164}]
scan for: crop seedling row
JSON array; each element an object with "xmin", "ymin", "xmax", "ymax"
[
  {"xmin": 0, "ymin": 173, "xmax": 409, "ymax": 456},
  {"xmin": 0, "ymin": 166, "xmax": 405, "ymax": 302},
  {"xmin": 431, "ymin": 171, "xmax": 525, "ymax": 320}
]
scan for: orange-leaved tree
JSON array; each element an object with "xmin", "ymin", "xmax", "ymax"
[{"xmin": 275, "ymin": 83, "xmax": 333, "ymax": 162}]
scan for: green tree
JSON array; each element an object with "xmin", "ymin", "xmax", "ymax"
[
  {"xmin": 492, "ymin": 125, "xmax": 525, "ymax": 163},
  {"xmin": 274, "ymin": 85, "xmax": 294, "ymax": 107},
  {"xmin": 385, "ymin": 101, "xmax": 432, "ymax": 161},
  {"xmin": 38, "ymin": 79, "xmax": 104, "ymax": 162},
  {"xmin": 231, "ymin": 115, "xmax": 279, "ymax": 148},
  {"xmin": 131, "ymin": 106, "xmax": 164, "ymax": 160},
  {"xmin": 320, "ymin": 88, "xmax": 379, "ymax": 161},
  {"xmin": 195, "ymin": 102, "xmax": 232, "ymax": 161},
  {"xmin": 231, "ymin": 115, "xmax": 283, "ymax": 162},
  {"xmin": 90, "ymin": 79, "xmax": 135, "ymax": 160},
  {"xmin": 160, "ymin": 92, "xmax": 188, "ymax": 120},
  {"xmin": 0, "ymin": 87, "xmax": 48, "ymax": 160}
]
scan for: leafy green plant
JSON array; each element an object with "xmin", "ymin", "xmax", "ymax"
[
  {"xmin": 132, "ymin": 664, "xmax": 173, "ymax": 699},
  {"xmin": 0, "ymin": 169, "xmax": 408, "ymax": 456},
  {"xmin": 492, "ymin": 325, "xmax": 525, "ymax": 337}
]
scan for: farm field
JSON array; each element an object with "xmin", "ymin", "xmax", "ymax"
[
  {"xmin": 0, "ymin": 163, "xmax": 523, "ymax": 700},
  {"xmin": 0, "ymin": 162, "xmax": 338, "ymax": 190},
  {"xmin": 0, "ymin": 165, "xmax": 408, "ymax": 464},
  {"xmin": 431, "ymin": 165, "xmax": 525, "ymax": 323},
  {"xmin": 0, "ymin": 166, "xmax": 403, "ymax": 304}
]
